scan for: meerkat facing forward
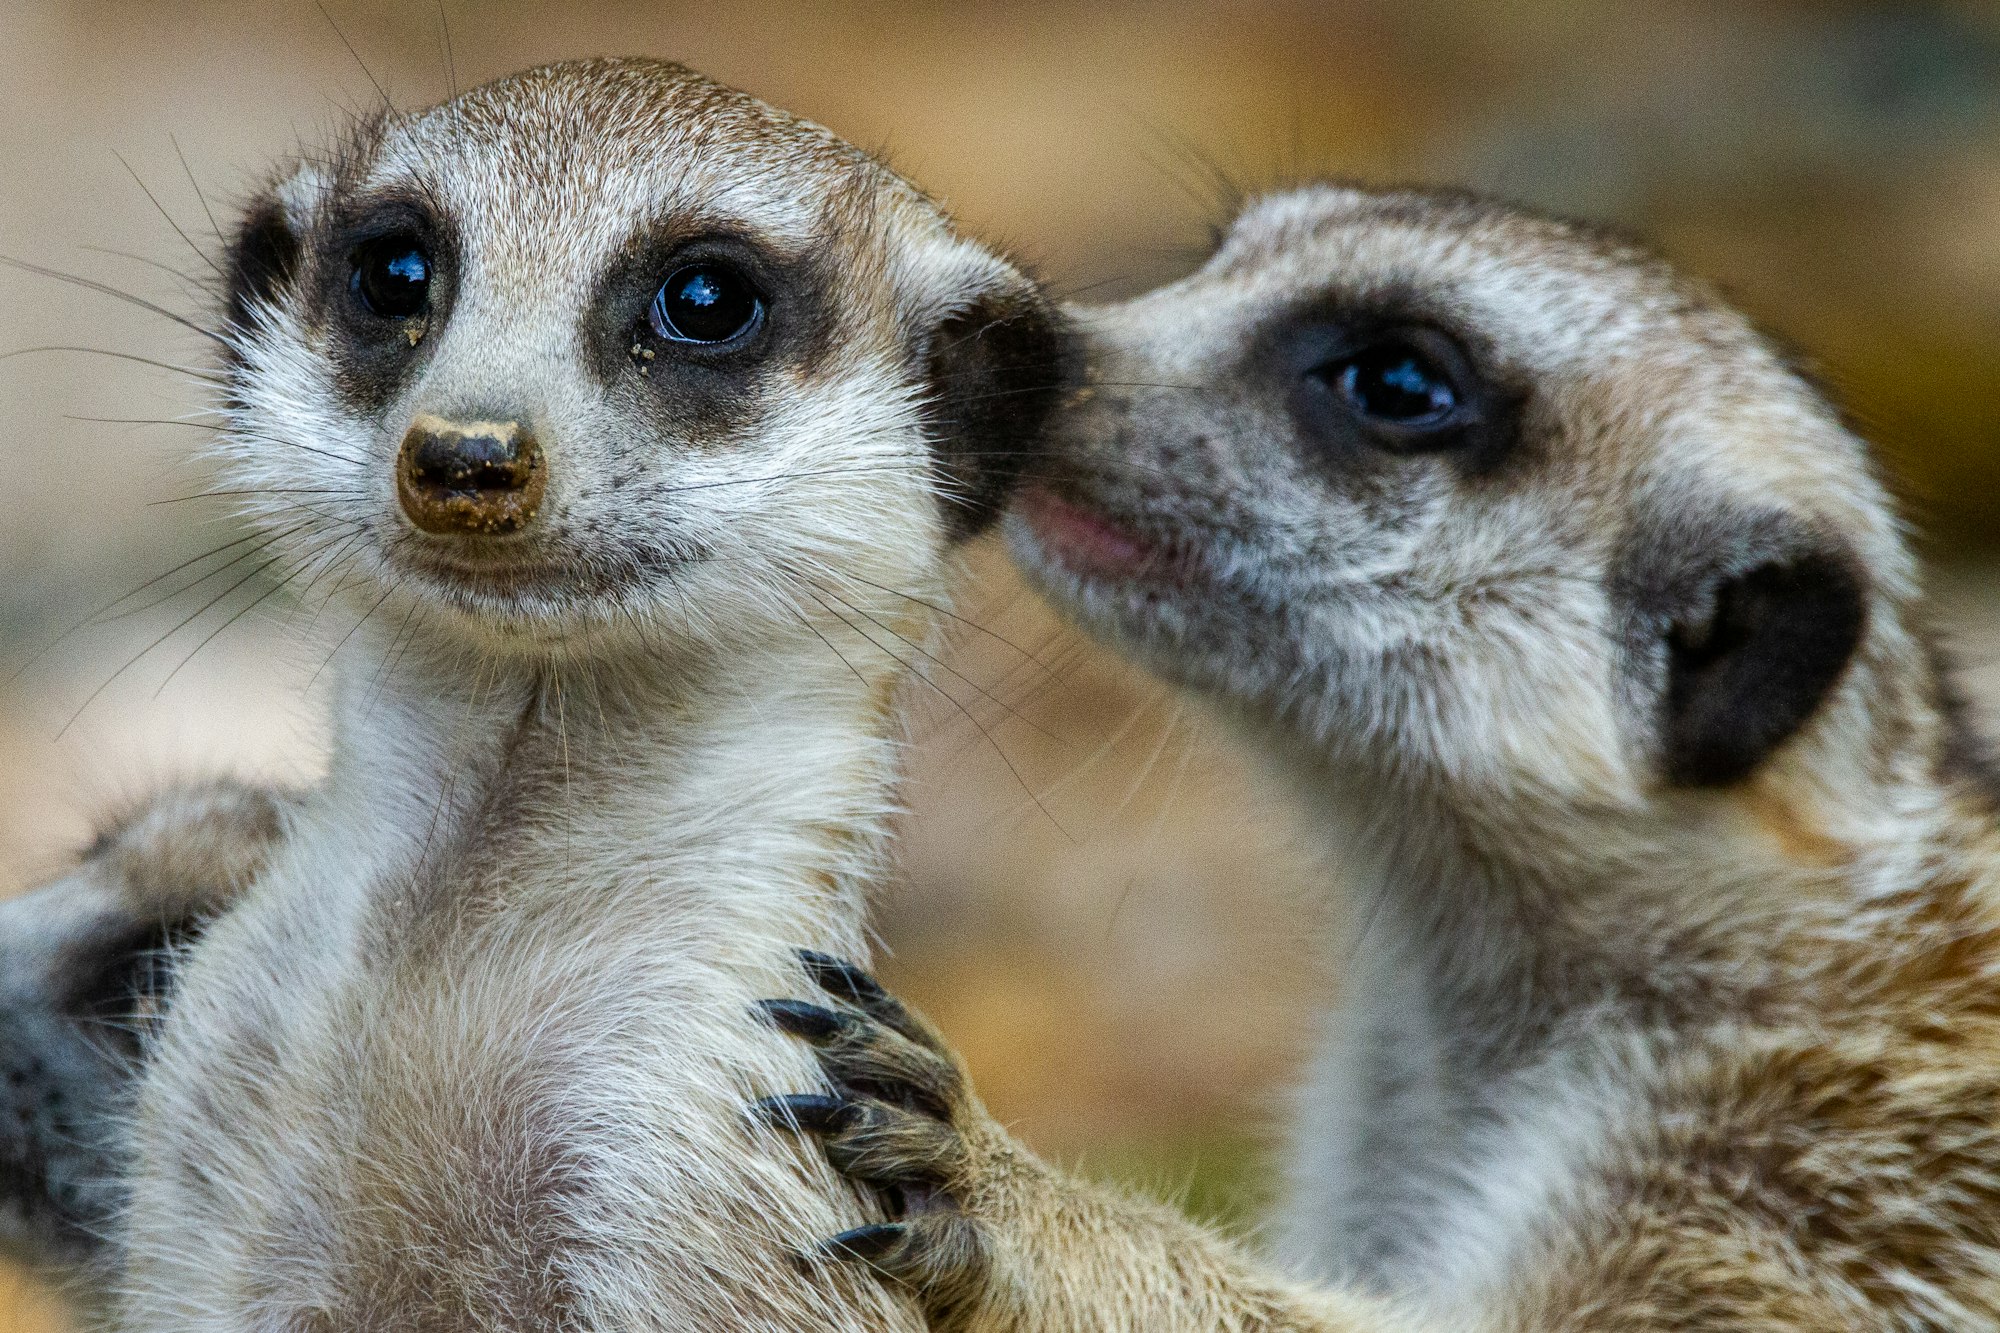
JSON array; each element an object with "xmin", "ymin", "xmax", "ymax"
[
  {"xmin": 8, "ymin": 56, "xmax": 1098, "ymax": 1333},
  {"xmin": 764, "ymin": 185, "xmax": 2000, "ymax": 1331}
]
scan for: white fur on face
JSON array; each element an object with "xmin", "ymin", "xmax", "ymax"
[{"xmin": 219, "ymin": 61, "xmax": 1027, "ymax": 663}]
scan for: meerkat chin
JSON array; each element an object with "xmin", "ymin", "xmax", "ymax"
[
  {"xmin": 765, "ymin": 183, "xmax": 2000, "ymax": 1332},
  {"xmin": 2, "ymin": 57, "xmax": 1070, "ymax": 1332}
]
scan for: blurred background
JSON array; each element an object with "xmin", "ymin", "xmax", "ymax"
[{"xmin": 4, "ymin": 1, "xmax": 2000, "ymax": 1325}]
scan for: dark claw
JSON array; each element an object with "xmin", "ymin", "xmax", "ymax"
[
  {"xmin": 754, "ymin": 998, "xmax": 849, "ymax": 1040},
  {"xmin": 752, "ymin": 1092, "xmax": 854, "ymax": 1134},
  {"xmin": 820, "ymin": 1222, "xmax": 907, "ymax": 1265},
  {"xmin": 797, "ymin": 950, "xmax": 890, "ymax": 1006}
]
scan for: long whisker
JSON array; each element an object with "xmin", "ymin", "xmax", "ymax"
[
  {"xmin": 56, "ymin": 547, "xmax": 294, "ymax": 739},
  {"xmin": 1105, "ymin": 702, "xmax": 1197, "ymax": 944},
  {"xmin": 1054, "ymin": 272, "xmax": 1141, "ymax": 301},
  {"xmin": 995, "ymin": 679, "xmax": 1171, "ymax": 828},
  {"xmin": 78, "ymin": 245, "xmax": 210, "ymax": 290},
  {"xmin": 316, "ymin": 1, "xmax": 395, "ymax": 112},
  {"xmin": 0, "ymin": 344, "xmax": 225, "ymax": 384},
  {"xmin": 112, "ymin": 149, "xmax": 224, "ymax": 280},
  {"xmin": 790, "ymin": 604, "xmax": 872, "ymax": 692},
  {"xmin": 150, "ymin": 486, "xmax": 367, "ymax": 507},
  {"xmin": 817, "ymin": 586, "xmax": 1060, "ymax": 744},
  {"xmin": 310, "ymin": 584, "xmax": 395, "ymax": 691},
  {"xmin": 811, "ymin": 589, "xmax": 1073, "ymax": 844},
  {"xmin": 362, "ymin": 597, "xmax": 423, "ymax": 712},
  {"xmin": 653, "ymin": 451, "xmax": 1178, "ymax": 500},
  {"xmin": 90, "ymin": 525, "xmax": 318, "ymax": 628},
  {"xmin": 169, "ymin": 135, "xmax": 223, "ymax": 244},
  {"xmin": 225, "ymin": 429, "xmax": 369, "ymax": 468},
  {"xmin": 292, "ymin": 533, "xmax": 370, "ymax": 637},
  {"xmin": 436, "ymin": 0, "xmax": 459, "ymax": 99},
  {"xmin": 2, "ymin": 529, "xmax": 275, "ymax": 686},
  {"xmin": 839, "ymin": 573, "xmax": 1059, "ymax": 679},
  {"xmin": 64, "ymin": 414, "xmax": 222, "ymax": 429},
  {"xmin": 151, "ymin": 573, "xmax": 295, "ymax": 697},
  {"xmin": 0, "ymin": 257, "xmax": 225, "ymax": 347}
]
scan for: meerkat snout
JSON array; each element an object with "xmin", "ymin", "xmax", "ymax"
[{"xmin": 396, "ymin": 413, "xmax": 546, "ymax": 536}]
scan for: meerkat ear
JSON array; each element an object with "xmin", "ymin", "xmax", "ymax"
[
  {"xmin": 1621, "ymin": 509, "xmax": 1869, "ymax": 787},
  {"xmin": 223, "ymin": 163, "xmax": 324, "ymax": 334},
  {"xmin": 912, "ymin": 249, "xmax": 1070, "ymax": 539}
]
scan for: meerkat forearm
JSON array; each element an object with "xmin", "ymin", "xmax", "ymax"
[
  {"xmin": 761, "ymin": 954, "xmax": 1424, "ymax": 1333},
  {"xmin": 950, "ymin": 1166, "xmax": 1415, "ymax": 1333}
]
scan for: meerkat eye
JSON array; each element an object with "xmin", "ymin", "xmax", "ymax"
[
  {"xmin": 1289, "ymin": 322, "xmax": 1513, "ymax": 467},
  {"xmin": 1325, "ymin": 341, "xmax": 1460, "ymax": 426},
  {"xmin": 349, "ymin": 235, "xmax": 432, "ymax": 319},
  {"xmin": 650, "ymin": 263, "xmax": 764, "ymax": 345}
]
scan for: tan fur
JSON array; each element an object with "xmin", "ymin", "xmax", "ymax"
[
  {"xmin": 0, "ymin": 781, "xmax": 293, "ymax": 1291},
  {"xmin": 90, "ymin": 781, "xmax": 294, "ymax": 924}
]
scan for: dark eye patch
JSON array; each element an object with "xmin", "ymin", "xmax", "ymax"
[
  {"xmin": 1263, "ymin": 292, "xmax": 1523, "ymax": 479},
  {"xmin": 318, "ymin": 191, "xmax": 459, "ymax": 414},
  {"xmin": 583, "ymin": 223, "xmax": 842, "ymax": 451}
]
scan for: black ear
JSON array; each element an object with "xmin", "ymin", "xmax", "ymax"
[
  {"xmin": 1616, "ymin": 506, "xmax": 1864, "ymax": 780},
  {"xmin": 222, "ymin": 192, "xmax": 304, "ymax": 339},
  {"xmin": 920, "ymin": 285, "xmax": 1070, "ymax": 540}
]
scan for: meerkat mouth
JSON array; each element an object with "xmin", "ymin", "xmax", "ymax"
[
  {"xmin": 391, "ymin": 539, "xmax": 703, "ymax": 626},
  {"xmin": 1014, "ymin": 483, "xmax": 1197, "ymax": 586}
]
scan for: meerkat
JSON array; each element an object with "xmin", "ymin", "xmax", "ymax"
[
  {"xmin": 3, "ymin": 56, "xmax": 1085, "ymax": 1332},
  {"xmin": 762, "ymin": 183, "xmax": 2000, "ymax": 1331}
]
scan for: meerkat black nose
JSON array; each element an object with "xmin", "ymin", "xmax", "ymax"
[{"xmin": 396, "ymin": 413, "xmax": 546, "ymax": 536}]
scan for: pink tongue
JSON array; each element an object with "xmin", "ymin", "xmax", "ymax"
[{"xmin": 1018, "ymin": 485, "xmax": 1157, "ymax": 576}]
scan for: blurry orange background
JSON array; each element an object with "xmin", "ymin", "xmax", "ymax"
[{"xmin": 6, "ymin": 2, "xmax": 2000, "ymax": 1327}]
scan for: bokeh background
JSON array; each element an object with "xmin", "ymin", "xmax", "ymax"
[{"xmin": 5, "ymin": 1, "xmax": 2000, "ymax": 1326}]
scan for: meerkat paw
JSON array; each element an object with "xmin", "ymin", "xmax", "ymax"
[
  {"xmin": 753, "ymin": 950, "xmax": 998, "ymax": 1314},
  {"xmin": 756, "ymin": 953, "xmax": 1417, "ymax": 1333}
]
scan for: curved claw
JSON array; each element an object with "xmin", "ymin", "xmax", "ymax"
[
  {"xmin": 751, "ymin": 1092, "xmax": 855, "ymax": 1133},
  {"xmin": 753, "ymin": 997, "xmax": 850, "ymax": 1041},
  {"xmin": 757, "ymin": 957, "xmax": 996, "ymax": 1322},
  {"xmin": 797, "ymin": 950, "xmax": 891, "ymax": 1007},
  {"xmin": 821, "ymin": 1221, "xmax": 908, "ymax": 1265}
]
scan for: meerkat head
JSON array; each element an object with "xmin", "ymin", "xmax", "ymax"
[
  {"xmin": 1012, "ymin": 184, "xmax": 1936, "ymax": 847},
  {"xmin": 219, "ymin": 58, "xmax": 1061, "ymax": 664}
]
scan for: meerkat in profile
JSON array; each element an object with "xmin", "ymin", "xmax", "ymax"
[
  {"xmin": 763, "ymin": 184, "xmax": 2000, "ymax": 1331},
  {"xmin": 3, "ymin": 55, "xmax": 1088, "ymax": 1332}
]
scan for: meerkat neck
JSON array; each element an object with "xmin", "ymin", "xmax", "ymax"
[
  {"xmin": 1318, "ymin": 759, "xmax": 1966, "ymax": 1039},
  {"xmin": 284, "ymin": 611, "xmax": 914, "ymax": 956},
  {"xmin": 1272, "ymin": 684, "xmax": 1995, "ymax": 1287}
]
